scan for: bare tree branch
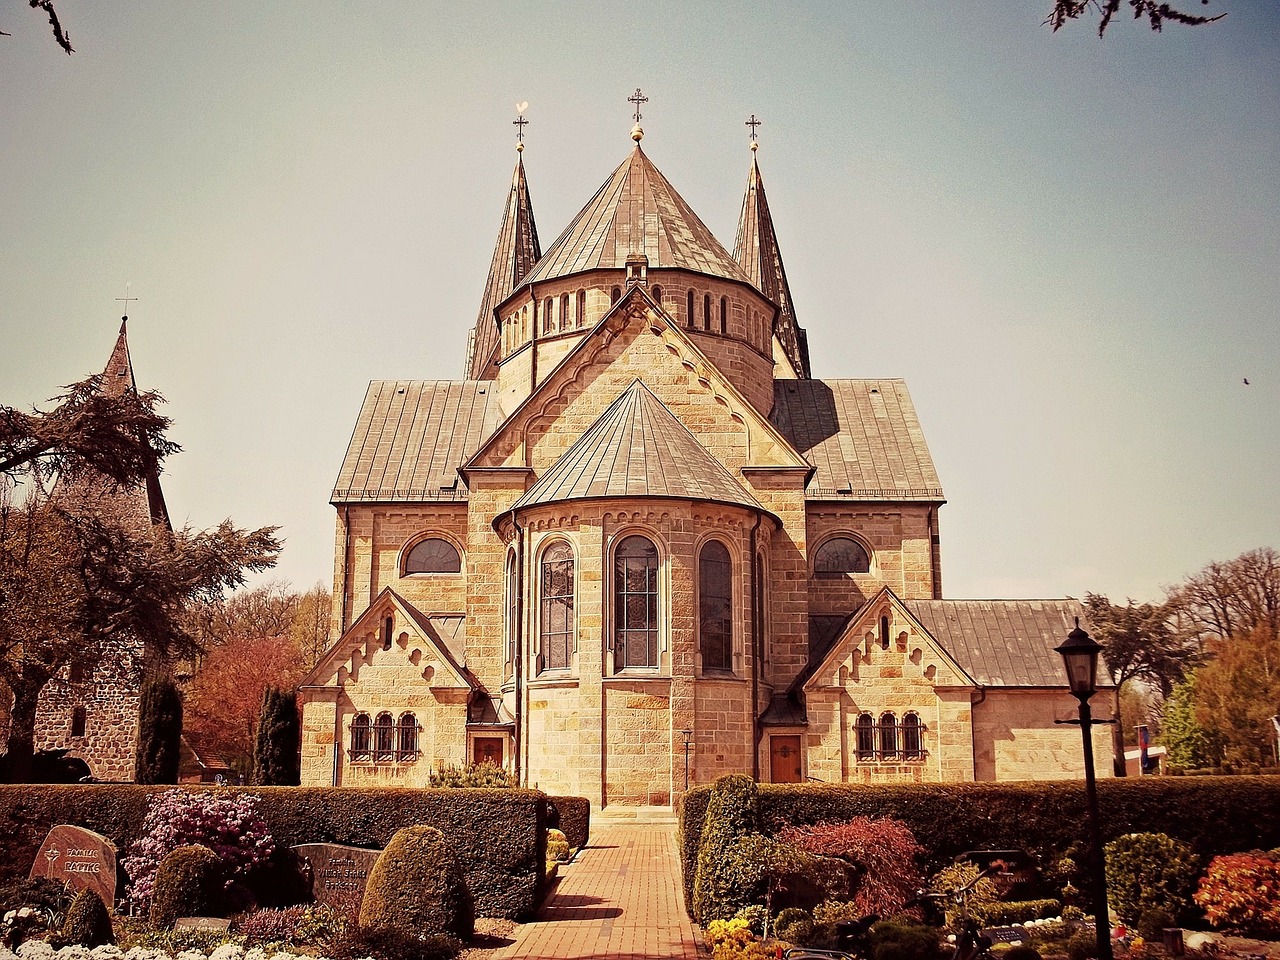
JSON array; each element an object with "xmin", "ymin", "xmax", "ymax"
[{"xmin": 1048, "ymin": 0, "xmax": 1225, "ymax": 36}]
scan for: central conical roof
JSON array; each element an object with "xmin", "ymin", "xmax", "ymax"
[{"xmin": 522, "ymin": 145, "xmax": 752, "ymax": 287}]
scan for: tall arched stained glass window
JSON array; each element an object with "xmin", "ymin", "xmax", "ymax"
[
  {"xmin": 878, "ymin": 712, "xmax": 899, "ymax": 761},
  {"xmin": 373, "ymin": 712, "xmax": 395, "ymax": 762},
  {"xmin": 540, "ymin": 542, "xmax": 575, "ymax": 671},
  {"xmin": 614, "ymin": 536, "xmax": 659, "ymax": 670},
  {"xmin": 699, "ymin": 541, "xmax": 732, "ymax": 672},
  {"xmin": 855, "ymin": 713, "xmax": 875, "ymax": 761},
  {"xmin": 902, "ymin": 713, "xmax": 924, "ymax": 760},
  {"xmin": 350, "ymin": 713, "xmax": 371, "ymax": 761},
  {"xmin": 396, "ymin": 713, "xmax": 418, "ymax": 761}
]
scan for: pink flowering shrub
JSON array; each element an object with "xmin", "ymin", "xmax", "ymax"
[{"xmin": 122, "ymin": 789, "xmax": 276, "ymax": 907}]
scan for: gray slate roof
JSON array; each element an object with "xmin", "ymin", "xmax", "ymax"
[
  {"xmin": 903, "ymin": 598, "xmax": 1100, "ymax": 688},
  {"xmin": 771, "ymin": 379, "xmax": 944, "ymax": 501},
  {"xmin": 512, "ymin": 380, "xmax": 764, "ymax": 514},
  {"xmin": 523, "ymin": 145, "xmax": 752, "ymax": 286},
  {"xmin": 332, "ymin": 380, "xmax": 499, "ymax": 503}
]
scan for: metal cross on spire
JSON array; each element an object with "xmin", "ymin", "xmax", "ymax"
[
  {"xmin": 628, "ymin": 88, "xmax": 648, "ymax": 123},
  {"xmin": 115, "ymin": 282, "xmax": 137, "ymax": 320},
  {"xmin": 746, "ymin": 114, "xmax": 761, "ymax": 141},
  {"xmin": 513, "ymin": 101, "xmax": 529, "ymax": 152}
]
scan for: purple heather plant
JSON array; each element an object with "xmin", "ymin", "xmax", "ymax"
[{"xmin": 122, "ymin": 789, "xmax": 276, "ymax": 908}]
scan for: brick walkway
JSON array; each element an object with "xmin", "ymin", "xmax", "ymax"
[{"xmin": 493, "ymin": 819, "xmax": 703, "ymax": 960}]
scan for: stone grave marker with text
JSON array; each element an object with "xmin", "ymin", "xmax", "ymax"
[
  {"xmin": 29, "ymin": 825, "xmax": 118, "ymax": 904},
  {"xmin": 173, "ymin": 918, "xmax": 231, "ymax": 933},
  {"xmin": 290, "ymin": 843, "xmax": 382, "ymax": 907}
]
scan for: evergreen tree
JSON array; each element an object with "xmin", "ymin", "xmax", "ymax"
[
  {"xmin": 252, "ymin": 686, "xmax": 299, "ymax": 785},
  {"xmin": 134, "ymin": 676, "xmax": 182, "ymax": 784},
  {"xmin": 1160, "ymin": 673, "xmax": 1220, "ymax": 769}
]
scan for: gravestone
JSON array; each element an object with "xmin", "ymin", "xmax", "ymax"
[
  {"xmin": 173, "ymin": 918, "xmax": 231, "ymax": 933},
  {"xmin": 29, "ymin": 825, "xmax": 118, "ymax": 904},
  {"xmin": 291, "ymin": 843, "xmax": 382, "ymax": 907}
]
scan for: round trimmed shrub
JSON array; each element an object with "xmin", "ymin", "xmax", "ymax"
[
  {"xmin": 359, "ymin": 825, "xmax": 473, "ymax": 940},
  {"xmin": 1104, "ymin": 832, "xmax": 1199, "ymax": 924},
  {"xmin": 547, "ymin": 828, "xmax": 571, "ymax": 863},
  {"xmin": 775, "ymin": 907, "xmax": 816, "ymax": 945},
  {"xmin": 150, "ymin": 844, "xmax": 227, "ymax": 930},
  {"xmin": 1136, "ymin": 906, "xmax": 1176, "ymax": 942},
  {"xmin": 869, "ymin": 921, "xmax": 945, "ymax": 960},
  {"xmin": 62, "ymin": 889, "xmax": 115, "ymax": 947},
  {"xmin": 692, "ymin": 774, "xmax": 760, "ymax": 923}
]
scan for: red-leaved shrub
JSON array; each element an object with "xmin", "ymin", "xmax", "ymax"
[
  {"xmin": 1193, "ymin": 852, "xmax": 1280, "ymax": 935},
  {"xmin": 779, "ymin": 817, "xmax": 924, "ymax": 917}
]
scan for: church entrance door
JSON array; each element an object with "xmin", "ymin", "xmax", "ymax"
[
  {"xmin": 473, "ymin": 736, "xmax": 504, "ymax": 766},
  {"xmin": 769, "ymin": 735, "xmax": 803, "ymax": 783}
]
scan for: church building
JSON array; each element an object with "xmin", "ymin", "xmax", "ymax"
[{"xmin": 299, "ymin": 107, "xmax": 1111, "ymax": 806}]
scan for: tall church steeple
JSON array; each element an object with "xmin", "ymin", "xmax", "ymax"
[
  {"xmin": 465, "ymin": 147, "xmax": 542, "ymax": 381},
  {"xmin": 733, "ymin": 139, "xmax": 811, "ymax": 380}
]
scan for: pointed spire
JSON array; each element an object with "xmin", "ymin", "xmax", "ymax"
[
  {"xmin": 733, "ymin": 142, "xmax": 811, "ymax": 379},
  {"xmin": 465, "ymin": 151, "xmax": 542, "ymax": 380},
  {"xmin": 100, "ymin": 316, "xmax": 137, "ymax": 398}
]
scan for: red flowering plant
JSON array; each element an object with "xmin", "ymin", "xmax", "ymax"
[
  {"xmin": 1193, "ymin": 851, "xmax": 1280, "ymax": 936},
  {"xmin": 778, "ymin": 817, "xmax": 925, "ymax": 918},
  {"xmin": 121, "ymin": 789, "xmax": 276, "ymax": 908}
]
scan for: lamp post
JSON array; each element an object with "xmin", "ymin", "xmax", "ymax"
[
  {"xmin": 681, "ymin": 729, "xmax": 693, "ymax": 791},
  {"xmin": 1056, "ymin": 621, "xmax": 1113, "ymax": 960}
]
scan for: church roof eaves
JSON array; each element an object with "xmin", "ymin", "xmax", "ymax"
[
  {"xmin": 332, "ymin": 380, "xmax": 498, "ymax": 503},
  {"xmin": 770, "ymin": 379, "xmax": 945, "ymax": 502},
  {"xmin": 521, "ymin": 145, "xmax": 753, "ymax": 288},
  {"xmin": 507, "ymin": 379, "xmax": 770, "ymax": 520}
]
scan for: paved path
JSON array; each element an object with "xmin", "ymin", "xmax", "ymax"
[{"xmin": 493, "ymin": 819, "xmax": 703, "ymax": 960}]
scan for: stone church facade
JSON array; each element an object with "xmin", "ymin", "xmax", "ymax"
[{"xmin": 300, "ymin": 120, "xmax": 1111, "ymax": 805}]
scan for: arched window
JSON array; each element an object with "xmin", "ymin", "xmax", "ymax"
[
  {"xmin": 373, "ymin": 712, "xmax": 395, "ymax": 762},
  {"xmin": 404, "ymin": 538, "xmax": 461, "ymax": 574},
  {"xmin": 577, "ymin": 289, "xmax": 586, "ymax": 327},
  {"xmin": 382, "ymin": 615, "xmax": 393, "ymax": 651},
  {"xmin": 540, "ymin": 541, "xmax": 575, "ymax": 672},
  {"xmin": 687, "ymin": 290, "xmax": 695, "ymax": 327},
  {"xmin": 397, "ymin": 712, "xmax": 418, "ymax": 761},
  {"xmin": 878, "ymin": 712, "xmax": 899, "ymax": 760},
  {"xmin": 350, "ymin": 713, "xmax": 371, "ymax": 761},
  {"xmin": 614, "ymin": 535, "xmax": 659, "ymax": 670},
  {"xmin": 754, "ymin": 551, "xmax": 767, "ymax": 662},
  {"xmin": 611, "ymin": 286, "xmax": 622, "ymax": 305},
  {"xmin": 879, "ymin": 615, "xmax": 890, "ymax": 650},
  {"xmin": 520, "ymin": 306, "xmax": 528, "ymax": 340},
  {"xmin": 703, "ymin": 293, "xmax": 712, "ymax": 331},
  {"xmin": 559, "ymin": 293, "xmax": 570, "ymax": 332},
  {"xmin": 699, "ymin": 541, "xmax": 732, "ymax": 672},
  {"xmin": 813, "ymin": 536, "xmax": 871, "ymax": 577},
  {"xmin": 719, "ymin": 296, "xmax": 728, "ymax": 334},
  {"xmin": 652, "ymin": 284, "xmax": 663, "ymax": 305},
  {"xmin": 542, "ymin": 298, "xmax": 553, "ymax": 334},
  {"xmin": 902, "ymin": 713, "xmax": 924, "ymax": 760},
  {"xmin": 855, "ymin": 714, "xmax": 875, "ymax": 761},
  {"xmin": 505, "ymin": 549, "xmax": 518, "ymax": 673}
]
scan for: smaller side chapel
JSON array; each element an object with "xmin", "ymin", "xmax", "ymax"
[{"xmin": 300, "ymin": 114, "xmax": 1112, "ymax": 805}]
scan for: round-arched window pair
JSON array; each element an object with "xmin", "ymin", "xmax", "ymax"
[
  {"xmin": 813, "ymin": 536, "xmax": 871, "ymax": 577},
  {"xmin": 404, "ymin": 538, "xmax": 461, "ymax": 575}
]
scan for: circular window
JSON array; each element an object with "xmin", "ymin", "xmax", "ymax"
[
  {"xmin": 813, "ymin": 536, "xmax": 870, "ymax": 577},
  {"xmin": 404, "ymin": 537, "xmax": 462, "ymax": 574}
]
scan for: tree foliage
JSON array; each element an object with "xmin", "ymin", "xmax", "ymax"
[
  {"xmin": 1193, "ymin": 625, "xmax": 1280, "ymax": 765},
  {"xmin": 134, "ymin": 676, "xmax": 183, "ymax": 785},
  {"xmin": 1048, "ymin": 0, "xmax": 1224, "ymax": 36},
  {"xmin": 1160, "ymin": 673, "xmax": 1220, "ymax": 768}
]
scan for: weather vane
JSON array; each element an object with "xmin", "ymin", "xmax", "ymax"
[
  {"xmin": 746, "ymin": 114, "xmax": 761, "ymax": 147},
  {"xmin": 513, "ymin": 101, "xmax": 529, "ymax": 152},
  {"xmin": 115, "ymin": 282, "xmax": 137, "ymax": 320},
  {"xmin": 628, "ymin": 88, "xmax": 648, "ymax": 124}
]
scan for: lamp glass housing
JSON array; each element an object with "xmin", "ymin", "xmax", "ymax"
[{"xmin": 1056, "ymin": 626, "xmax": 1101, "ymax": 699}]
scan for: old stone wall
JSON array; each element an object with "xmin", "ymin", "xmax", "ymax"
[{"xmin": 972, "ymin": 688, "xmax": 1113, "ymax": 782}]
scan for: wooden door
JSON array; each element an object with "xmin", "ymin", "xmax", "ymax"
[
  {"xmin": 473, "ymin": 736, "xmax": 504, "ymax": 767},
  {"xmin": 770, "ymin": 735, "xmax": 803, "ymax": 783}
]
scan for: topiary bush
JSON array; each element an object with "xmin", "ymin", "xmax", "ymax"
[
  {"xmin": 779, "ymin": 817, "xmax": 924, "ymax": 919},
  {"xmin": 61, "ymin": 889, "xmax": 115, "ymax": 947},
  {"xmin": 359, "ymin": 825, "xmax": 473, "ymax": 940},
  {"xmin": 327, "ymin": 924, "xmax": 463, "ymax": 960},
  {"xmin": 546, "ymin": 795, "xmax": 590, "ymax": 853},
  {"xmin": 1064, "ymin": 930, "xmax": 1098, "ymax": 960},
  {"xmin": 546, "ymin": 828, "xmax": 571, "ymax": 863},
  {"xmin": 774, "ymin": 906, "xmax": 816, "ymax": 946},
  {"xmin": 134, "ymin": 677, "xmax": 183, "ymax": 785},
  {"xmin": 1104, "ymin": 832, "xmax": 1199, "ymax": 924},
  {"xmin": 149, "ymin": 844, "xmax": 227, "ymax": 930},
  {"xmin": 252, "ymin": 687, "xmax": 301, "ymax": 786},
  {"xmin": 1193, "ymin": 851, "xmax": 1280, "ymax": 935},
  {"xmin": 869, "ymin": 921, "xmax": 944, "ymax": 960},
  {"xmin": 972, "ymin": 899, "xmax": 1061, "ymax": 926},
  {"xmin": 693, "ymin": 774, "xmax": 761, "ymax": 924},
  {"xmin": 1135, "ymin": 906, "xmax": 1176, "ymax": 942}
]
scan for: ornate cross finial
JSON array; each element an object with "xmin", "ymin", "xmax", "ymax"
[
  {"xmin": 628, "ymin": 88, "xmax": 648, "ymax": 124},
  {"xmin": 746, "ymin": 114, "xmax": 761, "ymax": 144},
  {"xmin": 513, "ymin": 101, "xmax": 529, "ymax": 152},
  {"xmin": 115, "ymin": 282, "xmax": 137, "ymax": 320}
]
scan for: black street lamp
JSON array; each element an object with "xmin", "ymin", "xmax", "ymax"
[
  {"xmin": 1055, "ymin": 621, "xmax": 1114, "ymax": 960},
  {"xmin": 681, "ymin": 729, "xmax": 693, "ymax": 791}
]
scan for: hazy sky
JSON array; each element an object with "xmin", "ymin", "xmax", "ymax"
[{"xmin": 3, "ymin": 1, "xmax": 1276, "ymax": 604}]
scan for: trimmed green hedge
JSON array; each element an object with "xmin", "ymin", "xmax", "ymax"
[
  {"xmin": 546, "ymin": 796, "xmax": 591, "ymax": 853},
  {"xmin": 678, "ymin": 777, "xmax": 1280, "ymax": 917},
  {"xmin": 0, "ymin": 785, "xmax": 546, "ymax": 920}
]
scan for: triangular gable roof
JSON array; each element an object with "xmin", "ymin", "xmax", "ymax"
[
  {"xmin": 510, "ymin": 379, "xmax": 766, "ymax": 516},
  {"xmin": 801, "ymin": 587, "xmax": 976, "ymax": 693},
  {"xmin": 301, "ymin": 588, "xmax": 475, "ymax": 691},
  {"xmin": 466, "ymin": 156, "xmax": 542, "ymax": 380},
  {"xmin": 464, "ymin": 284, "xmax": 811, "ymax": 474},
  {"xmin": 734, "ymin": 153, "xmax": 810, "ymax": 379},
  {"xmin": 522, "ymin": 145, "xmax": 752, "ymax": 287}
]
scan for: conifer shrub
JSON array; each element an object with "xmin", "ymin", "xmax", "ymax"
[
  {"xmin": 134, "ymin": 677, "xmax": 183, "ymax": 785},
  {"xmin": 252, "ymin": 687, "xmax": 300, "ymax": 786},
  {"xmin": 62, "ymin": 889, "xmax": 115, "ymax": 947},
  {"xmin": 359, "ymin": 825, "xmax": 474, "ymax": 940},
  {"xmin": 1103, "ymin": 832, "xmax": 1199, "ymax": 924},
  {"xmin": 149, "ymin": 844, "xmax": 226, "ymax": 930},
  {"xmin": 779, "ymin": 817, "xmax": 924, "ymax": 918},
  {"xmin": 693, "ymin": 775, "xmax": 762, "ymax": 923}
]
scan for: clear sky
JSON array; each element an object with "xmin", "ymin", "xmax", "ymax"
[{"xmin": 2, "ymin": 1, "xmax": 1276, "ymax": 604}]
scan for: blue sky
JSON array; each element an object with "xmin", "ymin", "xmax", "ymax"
[{"xmin": 2, "ymin": 1, "xmax": 1276, "ymax": 602}]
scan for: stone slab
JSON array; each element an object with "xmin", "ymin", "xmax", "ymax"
[
  {"xmin": 29, "ymin": 824, "xmax": 117, "ymax": 904},
  {"xmin": 291, "ymin": 842, "xmax": 382, "ymax": 907},
  {"xmin": 173, "ymin": 918, "xmax": 232, "ymax": 933}
]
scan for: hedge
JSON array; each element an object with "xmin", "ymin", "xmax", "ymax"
[
  {"xmin": 546, "ymin": 795, "xmax": 591, "ymax": 853},
  {"xmin": 677, "ymin": 776, "xmax": 1280, "ymax": 917},
  {"xmin": 0, "ymin": 785, "xmax": 546, "ymax": 920}
]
